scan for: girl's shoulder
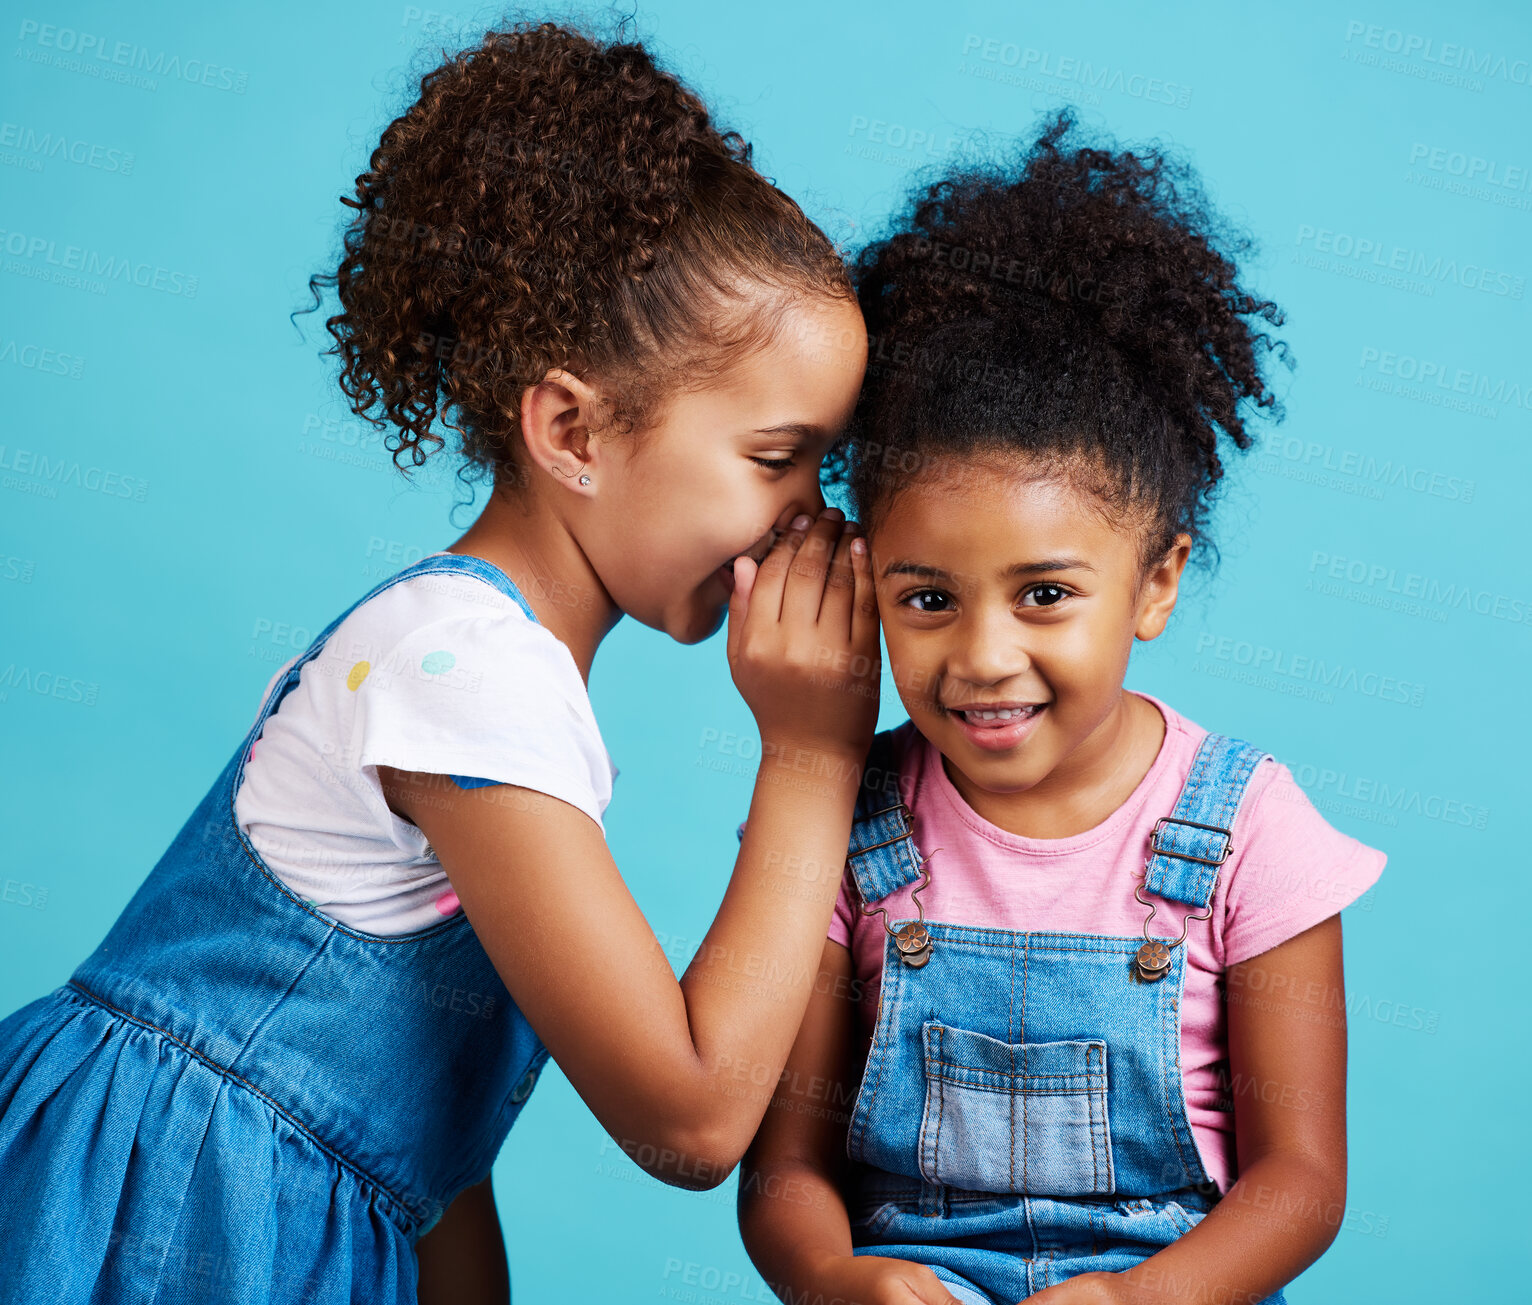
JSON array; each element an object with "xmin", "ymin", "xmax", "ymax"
[
  {"xmin": 251, "ymin": 562, "xmax": 565, "ymax": 730},
  {"xmin": 1136, "ymin": 690, "xmax": 1290, "ymax": 820},
  {"xmin": 339, "ymin": 567, "xmax": 604, "ymax": 740},
  {"xmin": 326, "ymin": 565, "xmax": 579, "ymax": 691},
  {"xmin": 256, "ymin": 561, "xmax": 617, "ymax": 832},
  {"xmin": 341, "ymin": 563, "xmax": 540, "ymax": 642},
  {"xmin": 1141, "ymin": 693, "xmax": 1389, "ymax": 967}
]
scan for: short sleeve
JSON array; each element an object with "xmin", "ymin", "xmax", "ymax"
[
  {"xmin": 738, "ymin": 816, "xmax": 857, "ymax": 947},
  {"xmin": 349, "ymin": 610, "xmax": 615, "ymax": 833},
  {"xmin": 1219, "ymin": 760, "xmax": 1387, "ymax": 967}
]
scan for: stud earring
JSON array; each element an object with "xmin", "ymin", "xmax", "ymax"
[{"xmin": 578, "ymin": 474, "xmax": 591, "ymax": 486}]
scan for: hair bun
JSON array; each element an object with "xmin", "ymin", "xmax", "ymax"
[{"xmin": 832, "ymin": 107, "xmax": 1291, "ymax": 576}]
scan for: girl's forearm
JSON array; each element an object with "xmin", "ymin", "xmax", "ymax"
[
  {"xmin": 668, "ymin": 739, "xmax": 865, "ymax": 1174},
  {"xmin": 738, "ymin": 1155, "xmax": 856, "ymax": 1297},
  {"xmin": 399, "ymin": 737, "xmax": 868, "ymax": 1193},
  {"xmin": 1113, "ymin": 1152, "xmax": 1344, "ymax": 1305}
]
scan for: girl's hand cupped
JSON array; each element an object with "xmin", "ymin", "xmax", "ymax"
[{"xmin": 726, "ymin": 506, "xmax": 880, "ymax": 761}]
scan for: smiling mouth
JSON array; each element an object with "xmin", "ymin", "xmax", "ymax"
[
  {"xmin": 942, "ymin": 700, "xmax": 1049, "ymax": 752},
  {"xmin": 944, "ymin": 702, "xmax": 1047, "ymax": 725}
]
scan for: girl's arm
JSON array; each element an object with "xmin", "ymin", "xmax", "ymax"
[
  {"xmin": 382, "ymin": 513, "xmax": 880, "ymax": 1189},
  {"xmin": 414, "ymin": 1174, "xmax": 508, "ymax": 1305},
  {"xmin": 737, "ymin": 939, "xmax": 965, "ymax": 1305},
  {"xmin": 1032, "ymin": 914, "xmax": 1350, "ymax": 1305}
]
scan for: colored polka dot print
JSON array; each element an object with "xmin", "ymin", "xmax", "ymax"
[
  {"xmin": 435, "ymin": 890, "xmax": 461, "ymax": 916},
  {"xmin": 421, "ymin": 650, "xmax": 455, "ymax": 675},
  {"xmin": 346, "ymin": 660, "xmax": 371, "ymax": 691}
]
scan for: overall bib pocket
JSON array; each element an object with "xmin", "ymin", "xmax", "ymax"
[{"xmin": 918, "ymin": 1020, "xmax": 1115, "ymax": 1196}]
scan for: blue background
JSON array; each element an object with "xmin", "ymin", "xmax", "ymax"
[{"xmin": 2, "ymin": 1, "xmax": 1525, "ymax": 1300}]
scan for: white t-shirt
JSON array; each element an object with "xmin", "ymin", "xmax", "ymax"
[{"xmin": 233, "ymin": 556, "xmax": 618, "ymax": 936}]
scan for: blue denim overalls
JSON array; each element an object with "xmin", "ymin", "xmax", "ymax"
[
  {"xmin": 0, "ymin": 553, "xmax": 552, "ymax": 1304},
  {"xmin": 839, "ymin": 725, "xmax": 1286, "ymax": 1305}
]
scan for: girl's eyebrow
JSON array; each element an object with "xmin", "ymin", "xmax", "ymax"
[
  {"xmin": 748, "ymin": 421, "xmax": 830, "ymax": 442},
  {"xmin": 881, "ymin": 558, "xmax": 1099, "ymax": 579}
]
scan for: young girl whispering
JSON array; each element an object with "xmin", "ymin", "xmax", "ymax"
[
  {"xmin": 737, "ymin": 110, "xmax": 1386, "ymax": 1305},
  {"xmin": 0, "ymin": 21, "xmax": 878, "ymax": 1305}
]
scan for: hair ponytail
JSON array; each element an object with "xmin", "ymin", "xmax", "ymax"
[{"xmin": 306, "ymin": 19, "xmax": 852, "ymax": 484}]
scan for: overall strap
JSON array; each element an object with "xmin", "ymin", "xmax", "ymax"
[
  {"xmin": 1142, "ymin": 732, "xmax": 1272, "ymax": 909},
  {"xmin": 421, "ymin": 554, "xmax": 541, "ymax": 624},
  {"xmin": 843, "ymin": 727, "xmax": 924, "ymax": 905}
]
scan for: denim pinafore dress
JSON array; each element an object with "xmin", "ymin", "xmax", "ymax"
[
  {"xmin": 0, "ymin": 553, "xmax": 551, "ymax": 1304},
  {"xmin": 840, "ymin": 726, "xmax": 1286, "ymax": 1305}
]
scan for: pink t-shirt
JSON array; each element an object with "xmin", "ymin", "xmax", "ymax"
[{"xmin": 824, "ymin": 691, "xmax": 1387, "ymax": 1194}]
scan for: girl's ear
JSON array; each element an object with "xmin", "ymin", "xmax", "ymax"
[
  {"xmin": 518, "ymin": 368, "xmax": 603, "ymax": 492},
  {"xmin": 1133, "ymin": 533, "xmax": 1191, "ymax": 641}
]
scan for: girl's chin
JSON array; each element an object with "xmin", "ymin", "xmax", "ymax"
[{"xmin": 670, "ymin": 581, "xmax": 731, "ymax": 645}]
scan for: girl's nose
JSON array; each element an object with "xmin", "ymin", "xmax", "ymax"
[{"xmin": 947, "ymin": 605, "xmax": 1032, "ymax": 685}]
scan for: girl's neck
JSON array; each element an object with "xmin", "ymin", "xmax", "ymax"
[{"xmin": 444, "ymin": 486, "xmax": 623, "ymax": 685}]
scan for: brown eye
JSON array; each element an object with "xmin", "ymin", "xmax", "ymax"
[
  {"xmin": 1022, "ymin": 584, "xmax": 1069, "ymax": 608},
  {"xmin": 904, "ymin": 589, "xmax": 953, "ymax": 613}
]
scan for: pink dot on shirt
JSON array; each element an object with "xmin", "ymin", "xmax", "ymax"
[{"xmin": 435, "ymin": 890, "xmax": 460, "ymax": 915}]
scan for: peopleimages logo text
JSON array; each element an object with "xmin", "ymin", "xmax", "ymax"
[
  {"xmin": 1193, "ymin": 634, "xmax": 1425, "ymax": 707},
  {"xmin": 0, "ymin": 229, "xmax": 197, "ymax": 297},
  {"xmin": 15, "ymin": 20, "xmax": 249, "ymax": 92},
  {"xmin": 1343, "ymin": 20, "xmax": 1532, "ymax": 86}
]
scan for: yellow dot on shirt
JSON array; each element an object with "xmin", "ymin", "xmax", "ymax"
[{"xmin": 346, "ymin": 661, "xmax": 371, "ymax": 691}]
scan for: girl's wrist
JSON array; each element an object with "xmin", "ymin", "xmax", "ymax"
[
  {"xmin": 758, "ymin": 734, "xmax": 867, "ymax": 772},
  {"xmin": 785, "ymin": 1249, "xmax": 857, "ymax": 1297}
]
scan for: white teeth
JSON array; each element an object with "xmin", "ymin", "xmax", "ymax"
[{"xmin": 960, "ymin": 705, "xmax": 1038, "ymax": 722}]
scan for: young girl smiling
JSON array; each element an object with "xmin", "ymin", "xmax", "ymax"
[{"xmin": 737, "ymin": 111, "xmax": 1386, "ymax": 1305}]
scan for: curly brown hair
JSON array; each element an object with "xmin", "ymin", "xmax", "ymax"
[
  {"xmin": 305, "ymin": 17, "xmax": 854, "ymax": 486},
  {"xmin": 823, "ymin": 108, "xmax": 1291, "ymax": 578}
]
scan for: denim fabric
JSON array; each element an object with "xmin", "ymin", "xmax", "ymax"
[
  {"xmin": 0, "ymin": 554, "xmax": 551, "ymax": 1304},
  {"xmin": 839, "ymin": 729, "xmax": 1287, "ymax": 1304}
]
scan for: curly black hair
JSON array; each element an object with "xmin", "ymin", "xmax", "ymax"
[
  {"xmin": 303, "ymin": 16, "xmax": 853, "ymax": 488},
  {"xmin": 823, "ymin": 108, "xmax": 1291, "ymax": 578}
]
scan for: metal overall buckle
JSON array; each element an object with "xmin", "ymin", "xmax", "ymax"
[
  {"xmin": 847, "ymin": 800, "xmax": 940, "ymax": 967},
  {"xmin": 1132, "ymin": 816, "xmax": 1232, "ymax": 983}
]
